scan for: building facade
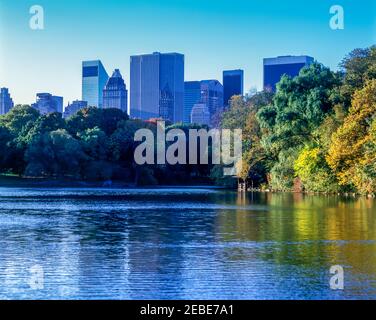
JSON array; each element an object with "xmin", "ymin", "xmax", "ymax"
[
  {"xmin": 183, "ymin": 80, "xmax": 224, "ymax": 125},
  {"xmin": 0, "ymin": 88, "xmax": 14, "ymax": 115},
  {"xmin": 191, "ymin": 103, "xmax": 211, "ymax": 126},
  {"xmin": 63, "ymin": 100, "xmax": 88, "ymax": 118},
  {"xmin": 200, "ymin": 80, "xmax": 224, "ymax": 119},
  {"xmin": 263, "ymin": 55, "xmax": 314, "ymax": 92},
  {"xmin": 103, "ymin": 69, "xmax": 128, "ymax": 113},
  {"xmin": 32, "ymin": 93, "xmax": 63, "ymax": 114},
  {"xmin": 223, "ymin": 69, "xmax": 244, "ymax": 107},
  {"xmin": 82, "ymin": 60, "xmax": 109, "ymax": 108},
  {"xmin": 130, "ymin": 52, "xmax": 184, "ymax": 123},
  {"xmin": 183, "ymin": 81, "xmax": 201, "ymax": 124}
]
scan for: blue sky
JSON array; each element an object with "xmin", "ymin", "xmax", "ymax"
[{"xmin": 0, "ymin": 0, "xmax": 375, "ymax": 106}]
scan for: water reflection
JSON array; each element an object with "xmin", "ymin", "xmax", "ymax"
[{"xmin": 0, "ymin": 188, "xmax": 375, "ymax": 299}]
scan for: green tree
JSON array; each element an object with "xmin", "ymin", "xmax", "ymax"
[
  {"xmin": 220, "ymin": 92, "xmax": 273, "ymax": 186},
  {"xmin": 257, "ymin": 63, "xmax": 340, "ymax": 190},
  {"xmin": 25, "ymin": 112, "xmax": 66, "ymax": 144},
  {"xmin": 79, "ymin": 127, "xmax": 108, "ymax": 160},
  {"xmin": 25, "ymin": 129, "xmax": 86, "ymax": 178},
  {"xmin": 66, "ymin": 107, "xmax": 128, "ymax": 137},
  {"xmin": 340, "ymin": 46, "xmax": 376, "ymax": 108},
  {"xmin": 109, "ymin": 119, "xmax": 152, "ymax": 163},
  {"xmin": 0, "ymin": 125, "xmax": 13, "ymax": 171},
  {"xmin": 221, "ymin": 96, "xmax": 250, "ymax": 130},
  {"xmin": 66, "ymin": 107, "xmax": 103, "ymax": 136},
  {"xmin": 0, "ymin": 105, "xmax": 40, "ymax": 136},
  {"xmin": 101, "ymin": 108, "xmax": 129, "ymax": 135},
  {"xmin": 0, "ymin": 105, "xmax": 40, "ymax": 174}
]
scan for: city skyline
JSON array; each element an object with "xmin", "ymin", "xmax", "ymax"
[{"xmin": 0, "ymin": 0, "xmax": 375, "ymax": 106}]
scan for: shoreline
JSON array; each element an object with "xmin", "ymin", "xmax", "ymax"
[
  {"xmin": 241, "ymin": 188, "xmax": 376, "ymax": 199},
  {"xmin": 1, "ymin": 176, "xmax": 375, "ymax": 198},
  {"xmin": 0, "ymin": 175, "xmax": 222, "ymax": 189}
]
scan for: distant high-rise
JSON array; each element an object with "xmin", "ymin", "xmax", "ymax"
[
  {"xmin": 183, "ymin": 80, "xmax": 224, "ymax": 125},
  {"xmin": 82, "ymin": 60, "xmax": 109, "ymax": 108},
  {"xmin": 223, "ymin": 69, "xmax": 244, "ymax": 107},
  {"xmin": 183, "ymin": 81, "xmax": 201, "ymax": 124},
  {"xmin": 103, "ymin": 69, "xmax": 128, "ymax": 113},
  {"xmin": 32, "ymin": 93, "xmax": 63, "ymax": 114},
  {"xmin": 200, "ymin": 80, "xmax": 223, "ymax": 119},
  {"xmin": 191, "ymin": 103, "xmax": 211, "ymax": 126},
  {"xmin": 263, "ymin": 55, "xmax": 314, "ymax": 92},
  {"xmin": 0, "ymin": 88, "xmax": 14, "ymax": 115},
  {"xmin": 63, "ymin": 100, "xmax": 88, "ymax": 118},
  {"xmin": 130, "ymin": 52, "xmax": 184, "ymax": 123}
]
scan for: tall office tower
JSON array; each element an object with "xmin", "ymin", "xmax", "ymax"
[
  {"xmin": 263, "ymin": 55, "xmax": 314, "ymax": 92},
  {"xmin": 32, "ymin": 93, "xmax": 63, "ymax": 114},
  {"xmin": 191, "ymin": 103, "xmax": 211, "ymax": 126},
  {"xmin": 200, "ymin": 80, "xmax": 224, "ymax": 118},
  {"xmin": 130, "ymin": 52, "xmax": 184, "ymax": 123},
  {"xmin": 183, "ymin": 81, "xmax": 201, "ymax": 124},
  {"xmin": 103, "ymin": 69, "xmax": 128, "ymax": 113},
  {"xmin": 223, "ymin": 69, "xmax": 244, "ymax": 107},
  {"xmin": 63, "ymin": 100, "xmax": 88, "ymax": 118},
  {"xmin": 82, "ymin": 60, "xmax": 109, "ymax": 108},
  {"xmin": 0, "ymin": 88, "xmax": 14, "ymax": 115}
]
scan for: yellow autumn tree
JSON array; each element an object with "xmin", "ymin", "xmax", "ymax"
[{"xmin": 327, "ymin": 79, "xmax": 376, "ymax": 193}]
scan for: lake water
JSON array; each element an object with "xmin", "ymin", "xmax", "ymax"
[{"xmin": 0, "ymin": 187, "xmax": 375, "ymax": 300}]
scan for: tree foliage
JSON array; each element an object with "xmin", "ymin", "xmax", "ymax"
[
  {"xmin": 256, "ymin": 63, "xmax": 340, "ymax": 190},
  {"xmin": 218, "ymin": 47, "xmax": 376, "ymax": 194},
  {"xmin": 0, "ymin": 106, "xmax": 213, "ymax": 185},
  {"xmin": 327, "ymin": 79, "xmax": 376, "ymax": 193}
]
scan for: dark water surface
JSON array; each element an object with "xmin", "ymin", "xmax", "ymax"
[{"xmin": 0, "ymin": 187, "xmax": 375, "ymax": 300}]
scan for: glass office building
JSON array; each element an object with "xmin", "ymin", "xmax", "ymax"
[
  {"xmin": 130, "ymin": 52, "xmax": 184, "ymax": 123},
  {"xmin": 223, "ymin": 69, "xmax": 244, "ymax": 107},
  {"xmin": 183, "ymin": 81, "xmax": 201, "ymax": 124},
  {"xmin": 82, "ymin": 60, "xmax": 109, "ymax": 108},
  {"xmin": 263, "ymin": 55, "xmax": 314, "ymax": 92},
  {"xmin": 200, "ymin": 80, "xmax": 224, "ymax": 119},
  {"xmin": 103, "ymin": 69, "xmax": 128, "ymax": 113},
  {"xmin": 0, "ymin": 88, "xmax": 14, "ymax": 115}
]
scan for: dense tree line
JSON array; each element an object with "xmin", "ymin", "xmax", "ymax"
[
  {"xmin": 221, "ymin": 46, "xmax": 376, "ymax": 195},
  {"xmin": 0, "ymin": 107, "xmax": 212, "ymax": 185}
]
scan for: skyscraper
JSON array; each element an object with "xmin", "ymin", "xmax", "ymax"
[
  {"xmin": 63, "ymin": 100, "xmax": 88, "ymax": 118},
  {"xmin": 130, "ymin": 52, "xmax": 184, "ymax": 123},
  {"xmin": 183, "ymin": 81, "xmax": 201, "ymax": 124},
  {"xmin": 103, "ymin": 69, "xmax": 128, "ymax": 113},
  {"xmin": 263, "ymin": 55, "xmax": 314, "ymax": 92},
  {"xmin": 82, "ymin": 60, "xmax": 109, "ymax": 108},
  {"xmin": 0, "ymin": 88, "xmax": 14, "ymax": 115},
  {"xmin": 223, "ymin": 69, "xmax": 244, "ymax": 107},
  {"xmin": 32, "ymin": 93, "xmax": 63, "ymax": 114},
  {"xmin": 200, "ymin": 80, "xmax": 223, "ymax": 118}
]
